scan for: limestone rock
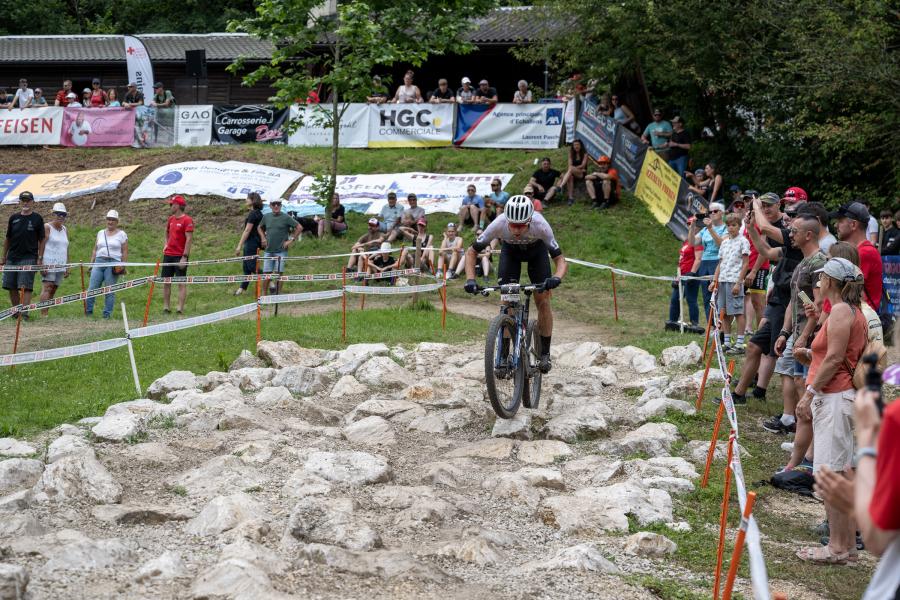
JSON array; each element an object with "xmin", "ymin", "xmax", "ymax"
[
  {"xmin": 186, "ymin": 493, "xmax": 266, "ymax": 537},
  {"xmin": 281, "ymin": 470, "xmax": 333, "ymax": 499},
  {"xmin": 294, "ymin": 399, "xmax": 343, "ymax": 425},
  {"xmin": 347, "ymin": 399, "xmax": 423, "ymax": 423},
  {"xmin": 0, "ymin": 513, "xmax": 47, "ymax": 537},
  {"xmin": 661, "ymin": 342, "xmax": 702, "ymax": 367},
  {"xmin": 221, "ymin": 539, "xmax": 287, "ymax": 575},
  {"xmin": 574, "ymin": 483, "xmax": 673, "ymax": 525},
  {"xmin": 342, "ymin": 416, "xmax": 396, "ymax": 447},
  {"xmin": 552, "ymin": 342, "xmax": 606, "ymax": 368},
  {"xmin": 686, "ymin": 440, "xmax": 750, "ymax": 464},
  {"xmin": 269, "ymin": 366, "xmax": 328, "ymax": 397},
  {"xmin": 491, "ymin": 412, "xmax": 532, "ymax": 440},
  {"xmin": 168, "ymin": 384, "xmax": 244, "ymax": 413},
  {"xmin": 191, "ymin": 558, "xmax": 277, "ymax": 599},
  {"xmin": 625, "ymin": 531, "xmax": 677, "ymax": 557},
  {"xmin": 135, "ymin": 550, "xmax": 187, "ymax": 583},
  {"xmin": 632, "ymin": 353, "xmax": 658, "ymax": 374},
  {"xmin": 586, "ymin": 366, "xmax": 618, "ymax": 386},
  {"xmin": 664, "ymin": 375, "xmax": 700, "ymax": 398},
  {"xmin": 517, "ymin": 440, "xmax": 572, "ymax": 465},
  {"xmin": 562, "ymin": 455, "xmax": 624, "ymax": 485},
  {"xmin": 301, "ymin": 543, "xmax": 457, "ymax": 583},
  {"xmin": 520, "ymin": 543, "xmax": 620, "ymax": 573},
  {"xmin": 445, "ymin": 438, "xmax": 516, "ymax": 460},
  {"xmin": 0, "ymin": 490, "xmax": 32, "ymax": 515},
  {"xmin": 408, "ymin": 409, "xmax": 474, "ymax": 434},
  {"xmin": 419, "ymin": 460, "xmax": 469, "ymax": 488},
  {"xmin": 641, "ymin": 476, "xmax": 695, "ymax": 495},
  {"xmin": 91, "ymin": 504, "xmax": 195, "ymax": 525},
  {"xmin": 91, "ymin": 413, "xmax": 146, "ymax": 442},
  {"xmin": 338, "ymin": 343, "xmax": 390, "ymax": 363},
  {"xmin": 304, "ymin": 451, "xmax": 392, "ymax": 485},
  {"xmin": 147, "ymin": 370, "xmax": 202, "ymax": 399},
  {"xmin": 284, "ymin": 496, "xmax": 381, "ymax": 551},
  {"xmin": 626, "ymin": 456, "xmax": 699, "ymax": 481},
  {"xmin": 43, "ymin": 538, "xmax": 137, "ymax": 573},
  {"xmin": 538, "ymin": 495, "xmax": 629, "ymax": 534},
  {"xmin": 603, "ymin": 422, "xmax": 679, "ymax": 458},
  {"xmin": 0, "ymin": 563, "xmax": 29, "ymax": 599},
  {"xmin": 542, "ymin": 405, "xmax": 608, "ymax": 442},
  {"xmin": 354, "ymin": 356, "xmax": 415, "ymax": 390},
  {"xmin": 230, "ymin": 349, "xmax": 265, "ymax": 370},
  {"xmin": 0, "ymin": 459, "xmax": 44, "ymax": 495},
  {"xmin": 171, "ymin": 455, "xmax": 265, "ymax": 498},
  {"xmin": 393, "ymin": 499, "xmax": 457, "ymax": 529},
  {"xmin": 257, "ymin": 340, "xmax": 324, "ymax": 369},
  {"xmin": 638, "ymin": 397, "xmax": 696, "ymax": 420},
  {"xmin": 330, "ymin": 375, "xmax": 368, "ymax": 397},
  {"xmin": 122, "ymin": 442, "xmax": 179, "ymax": 466},
  {"xmin": 0, "ymin": 438, "xmax": 35, "ymax": 458},
  {"xmin": 32, "ymin": 451, "xmax": 122, "ymax": 504},
  {"xmin": 231, "ymin": 367, "xmax": 278, "ymax": 392},
  {"xmin": 435, "ymin": 535, "xmax": 505, "ymax": 566}
]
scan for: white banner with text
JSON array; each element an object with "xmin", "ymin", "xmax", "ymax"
[
  {"xmin": 129, "ymin": 160, "xmax": 303, "ymax": 201},
  {"xmin": 288, "ymin": 104, "xmax": 369, "ymax": 148}
]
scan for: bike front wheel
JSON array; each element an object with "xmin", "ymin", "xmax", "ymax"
[
  {"xmin": 522, "ymin": 319, "xmax": 542, "ymax": 410},
  {"xmin": 485, "ymin": 313, "xmax": 525, "ymax": 419}
]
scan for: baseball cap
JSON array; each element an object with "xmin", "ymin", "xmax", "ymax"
[
  {"xmin": 741, "ymin": 189, "xmax": 759, "ymax": 199},
  {"xmin": 829, "ymin": 201, "xmax": 870, "ymax": 224},
  {"xmin": 66, "ymin": 92, "xmax": 77, "ymax": 99},
  {"xmin": 598, "ymin": 155, "xmax": 611, "ymax": 164},
  {"xmin": 106, "ymin": 209, "xmax": 119, "ymax": 220},
  {"xmin": 82, "ymin": 88, "xmax": 91, "ymax": 94},
  {"xmin": 694, "ymin": 169, "xmax": 705, "ymax": 177},
  {"xmin": 782, "ymin": 186, "xmax": 808, "ymax": 203},
  {"xmin": 19, "ymin": 191, "xmax": 34, "ymax": 202},
  {"xmin": 92, "ymin": 78, "xmax": 101, "ymax": 84},
  {"xmin": 461, "ymin": 77, "xmax": 471, "ymax": 84},
  {"xmin": 671, "ymin": 115, "xmax": 683, "ymax": 124},
  {"xmin": 52, "ymin": 202, "xmax": 67, "ymax": 214},
  {"xmin": 168, "ymin": 195, "xmax": 186, "ymax": 206},
  {"xmin": 269, "ymin": 199, "xmax": 282, "ymax": 205},
  {"xmin": 479, "ymin": 79, "xmax": 489, "ymax": 85},
  {"xmin": 447, "ymin": 222, "xmax": 457, "ymax": 229},
  {"xmin": 729, "ymin": 184, "xmax": 741, "ymax": 192},
  {"xmin": 367, "ymin": 217, "xmax": 379, "ymax": 226},
  {"xmin": 380, "ymin": 242, "xmax": 393, "ymax": 253},
  {"xmin": 416, "ymin": 218, "xmax": 427, "ymax": 226},
  {"xmin": 387, "ymin": 192, "xmax": 397, "ymax": 199},
  {"xmin": 154, "ymin": 82, "xmax": 164, "ymax": 88},
  {"xmin": 814, "ymin": 257, "xmax": 863, "ymax": 283},
  {"xmin": 759, "ymin": 192, "xmax": 781, "ymax": 205}
]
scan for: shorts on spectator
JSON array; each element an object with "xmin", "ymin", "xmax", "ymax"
[
  {"xmin": 774, "ymin": 334, "xmax": 795, "ymax": 376},
  {"xmin": 794, "ymin": 359, "xmax": 809, "ymax": 379},
  {"xmin": 716, "ymin": 282, "xmax": 744, "ymax": 316},
  {"xmin": 378, "ymin": 223, "xmax": 391, "ymax": 233},
  {"xmin": 41, "ymin": 270, "xmax": 65, "ymax": 286},
  {"xmin": 160, "ymin": 254, "xmax": 187, "ymax": 278},
  {"xmin": 811, "ymin": 388, "xmax": 855, "ymax": 473},
  {"xmin": 749, "ymin": 303, "xmax": 786, "ymax": 357},
  {"xmin": 748, "ymin": 268, "xmax": 769, "ymax": 293},
  {"xmin": 263, "ymin": 251, "xmax": 288, "ymax": 274},
  {"xmin": 2, "ymin": 257, "xmax": 37, "ymax": 291}
]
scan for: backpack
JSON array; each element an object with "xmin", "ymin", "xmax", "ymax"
[{"xmin": 771, "ymin": 467, "xmax": 815, "ymax": 497}]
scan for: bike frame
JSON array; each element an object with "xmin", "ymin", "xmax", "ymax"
[{"xmin": 491, "ymin": 283, "xmax": 533, "ymax": 372}]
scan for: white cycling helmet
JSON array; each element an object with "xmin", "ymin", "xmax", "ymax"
[{"xmin": 504, "ymin": 194, "xmax": 534, "ymax": 224}]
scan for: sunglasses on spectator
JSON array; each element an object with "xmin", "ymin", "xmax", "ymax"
[
  {"xmin": 785, "ymin": 211, "xmax": 798, "ymax": 218},
  {"xmin": 709, "ymin": 209, "xmax": 722, "ymax": 213},
  {"xmin": 53, "ymin": 212, "xmax": 67, "ymax": 218}
]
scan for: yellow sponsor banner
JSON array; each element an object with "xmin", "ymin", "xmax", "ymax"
[
  {"xmin": 5, "ymin": 165, "xmax": 140, "ymax": 204},
  {"xmin": 634, "ymin": 149, "xmax": 680, "ymax": 225}
]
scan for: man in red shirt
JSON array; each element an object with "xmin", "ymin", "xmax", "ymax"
[
  {"xmin": 54, "ymin": 80, "xmax": 72, "ymax": 107},
  {"xmin": 585, "ymin": 155, "xmax": 620, "ymax": 210},
  {"xmin": 831, "ymin": 202, "xmax": 882, "ymax": 311},
  {"xmin": 161, "ymin": 195, "xmax": 194, "ymax": 315}
]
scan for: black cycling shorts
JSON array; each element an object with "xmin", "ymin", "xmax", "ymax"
[
  {"xmin": 497, "ymin": 241, "xmax": 551, "ymax": 286},
  {"xmin": 750, "ymin": 302, "xmax": 786, "ymax": 357}
]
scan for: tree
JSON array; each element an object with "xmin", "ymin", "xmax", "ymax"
[{"xmin": 229, "ymin": 0, "xmax": 497, "ymax": 216}]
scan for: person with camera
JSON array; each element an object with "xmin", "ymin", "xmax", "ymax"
[
  {"xmin": 692, "ymin": 202, "xmax": 726, "ymax": 321},
  {"xmin": 86, "ymin": 210, "xmax": 128, "ymax": 319},
  {"xmin": 665, "ymin": 216, "xmax": 703, "ymax": 332}
]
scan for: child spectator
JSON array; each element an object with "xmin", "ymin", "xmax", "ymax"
[
  {"xmin": 107, "ymin": 89, "xmax": 121, "ymax": 107},
  {"xmin": 436, "ymin": 223, "xmax": 464, "ymax": 280},
  {"xmin": 456, "ymin": 77, "xmax": 475, "ymax": 103},
  {"xmin": 710, "ymin": 212, "xmax": 750, "ymax": 352},
  {"xmin": 368, "ymin": 242, "xmax": 407, "ymax": 284}
]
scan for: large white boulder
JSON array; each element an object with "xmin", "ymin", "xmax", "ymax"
[
  {"xmin": 354, "ymin": 356, "xmax": 415, "ymax": 390},
  {"xmin": 0, "ymin": 438, "xmax": 35, "ymax": 458},
  {"xmin": 146, "ymin": 370, "xmax": 203, "ymax": 399},
  {"xmin": 0, "ymin": 458, "xmax": 44, "ymax": 495},
  {"xmin": 256, "ymin": 340, "xmax": 325, "ymax": 369},
  {"xmin": 303, "ymin": 451, "xmax": 392, "ymax": 485},
  {"xmin": 661, "ymin": 342, "xmax": 702, "ymax": 367},
  {"xmin": 186, "ymin": 492, "xmax": 266, "ymax": 536}
]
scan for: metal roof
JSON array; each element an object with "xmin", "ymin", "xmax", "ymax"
[{"xmin": 466, "ymin": 6, "xmax": 552, "ymax": 44}]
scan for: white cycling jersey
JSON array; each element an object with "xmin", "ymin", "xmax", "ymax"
[{"xmin": 473, "ymin": 213, "xmax": 562, "ymax": 257}]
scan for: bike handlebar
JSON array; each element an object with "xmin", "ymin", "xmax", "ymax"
[{"xmin": 478, "ymin": 282, "xmax": 547, "ymax": 296}]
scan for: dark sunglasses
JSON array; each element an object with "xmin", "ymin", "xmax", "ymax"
[
  {"xmin": 53, "ymin": 212, "xmax": 68, "ymax": 217},
  {"xmin": 785, "ymin": 211, "xmax": 798, "ymax": 218},
  {"xmin": 709, "ymin": 209, "xmax": 722, "ymax": 213}
]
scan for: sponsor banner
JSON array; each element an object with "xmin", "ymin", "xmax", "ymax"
[
  {"xmin": 133, "ymin": 106, "xmax": 175, "ymax": 148},
  {"xmin": 61, "ymin": 107, "xmax": 135, "ymax": 147},
  {"xmin": 634, "ymin": 149, "xmax": 681, "ymax": 226},
  {"xmin": 288, "ymin": 104, "xmax": 369, "ymax": 148},
  {"xmin": 564, "ymin": 100, "xmax": 576, "ymax": 144},
  {"xmin": 611, "ymin": 125, "xmax": 647, "ymax": 191},
  {"xmin": 175, "ymin": 105, "xmax": 213, "ymax": 146},
  {"xmin": 286, "ymin": 172, "xmax": 513, "ymax": 216},
  {"xmin": 0, "ymin": 337, "xmax": 129, "ymax": 367},
  {"xmin": 124, "ymin": 35, "xmax": 154, "ymax": 106},
  {"xmin": 1, "ymin": 166, "xmax": 140, "ymax": 205},
  {"xmin": 212, "ymin": 105, "xmax": 289, "ymax": 145},
  {"xmin": 129, "ymin": 160, "xmax": 302, "ymax": 201},
  {"xmin": 575, "ymin": 97, "xmax": 616, "ymax": 160},
  {"xmin": 368, "ymin": 104, "xmax": 454, "ymax": 148},
  {"xmin": 883, "ymin": 256, "xmax": 900, "ymax": 317},
  {"xmin": 665, "ymin": 182, "xmax": 701, "ymax": 241},
  {"xmin": 129, "ymin": 303, "xmax": 258, "ymax": 339},
  {"xmin": 0, "ymin": 108, "xmax": 64, "ymax": 146},
  {"xmin": 453, "ymin": 104, "xmax": 563, "ymax": 149}
]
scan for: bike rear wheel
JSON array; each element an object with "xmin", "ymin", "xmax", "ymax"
[
  {"xmin": 523, "ymin": 319, "xmax": 542, "ymax": 409},
  {"xmin": 485, "ymin": 314, "xmax": 525, "ymax": 419}
]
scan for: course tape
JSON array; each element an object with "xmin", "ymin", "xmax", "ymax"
[
  {"xmin": 0, "ymin": 337, "xmax": 128, "ymax": 367},
  {"xmin": 565, "ymin": 257, "xmax": 713, "ymax": 282},
  {"xmin": 344, "ymin": 281, "xmax": 445, "ymax": 295},
  {"xmin": 0, "ymin": 276, "xmax": 153, "ymax": 322},
  {"xmin": 128, "ymin": 303, "xmax": 258, "ymax": 339},
  {"xmin": 258, "ymin": 289, "xmax": 345, "ymax": 305}
]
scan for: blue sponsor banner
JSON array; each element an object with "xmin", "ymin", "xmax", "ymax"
[
  {"xmin": 882, "ymin": 256, "xmax": 900, "ymax": 316},
  {"xmin": 574, "ymin": 96, "xmax": 616, "ymax": 160},
  {"xmin": 453, "ymin": 104, "xmax": 492, "ymax": 146},
  {"xmin": 611, "ymin": 125, "xmax": 647, "ymax": 191}
]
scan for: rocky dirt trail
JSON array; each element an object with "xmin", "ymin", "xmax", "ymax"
[{"xmin": 0, "ymin": 337, "xmax": 777, "ymax": 599}]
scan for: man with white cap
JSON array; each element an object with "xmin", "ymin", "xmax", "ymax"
[
  {"xmin": 2, "ymin": 191, "xmax": 45, "ymax": 317},
  {"xmin": 348, "ymin": 217, "xmax": 385, "ymax": 273},
  {"xmin": 367, "ymin": 241, "xmax": 408, "ymax": 284},
  {"xmin": 38, "ymin": 202, "xmax": 70, "ymax": 316},
  {"xmin": 456, "ymin": 77, "xmax": 476, "ymax": 104}
]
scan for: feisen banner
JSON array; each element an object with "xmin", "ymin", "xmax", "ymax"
[
  {"xmin": 123, "ymin": 35, "xmax": 154, "ymax": 106},
  {"xmin": 129, "ymin": 161, "xmax": 302, "ymax": 201},
  {"xmin": 454, "ymin": 104, "xmax": 564, "ymax": 149},
  {"xmin": 288, "ymin": 104, "xmax": 369, "ymax": 148},
  {"xmin": 0, "ymin": 108, "xmax": 64, "ymax": 145},
  {"xmin": 367, "ymin": 104, "xmax": 454, "ymax": 147}
]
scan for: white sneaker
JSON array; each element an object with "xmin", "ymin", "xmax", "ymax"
[{"xmin": 781, "ymin": 442, "xmax": 794, "ymax": 452}]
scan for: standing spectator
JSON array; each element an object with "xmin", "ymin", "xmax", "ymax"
[
  {"xmin": 11, "ymin": 78, "xmax": 34, "ymax": 109},
  {"xmin": 857, "ymin": 199, "xmax": 879, "ymax": 244},
  {"xmin": 81, "ymin": 88, "xmax": 91, "ymax": 106},
  {"xmin": 797, "ymin": 201, "xmax": 837, "ymax": 253},
  {"xmin": 710, "ymin": 212, "xmax": 751, "ymax": 352},
  {"xmin": 54, "ymin": 80, "xmax": 73, "ymax": 107},
  {"xmin": 85, "ymin": 210, "xmax": 127, "ymax": 319},
  {"xmin": 392, "ymin": 70, "xmax": 422, "ymax": 104},
  {"xmin": 88, "ymin": 79, "xmax": 108, "ymax": 108},
  {"xmin": 782, "ymin": 186, "xmax": 809, "ymax": 205},
  {"xmin": 458, "ymin": 185, "xmax": 484, "ymax": 232},
  {"xmin": 487, "ymin": 178, "xmax": 510, "ymax": 209},
  {"xmin": 584, "ymin": 155, "xmax": 620, "ymax": 209},
  {"xmin": 694, "ymin": 202, "xmax": 727, "ymax": 320},
  {"xmin": 831, "ymin": 202, "xmax": 883, "ymax": 311},
  {"xmin": 529, "ymin": 158, "xmax": 560, "ymax": 204},
  {"xmin": 641, "ymin": 109, "xmax": 673, "ymax": 159},
  {"xmin": 456, "ymin": 77, "xmax": 476, "ymax": 103},
  {"xmin": 233, "ymin": 192, "xmax": 265, "ymax": 296},
  {"xmin": 666, "ymin": 116, "xmax": 692, "ymax": 175},
  {"xmin": 610, "ymin": 94, "xmax": 638, "ymax": 133},
  {"xmin": 1, "ymin": 192, "xmax": 45, "ymax": 318},
  {"xmin": 666, "ymin": 217, "xmax": 703, "ymax": 331},
  {"xmin": 107, "ymin": 89, "xmax": 121, "ymax": 107},
  {"xmin": 379, "ymin": 192, "xmax": 404, "ymax": 241},
  {"xmin": 794, "ymin": 257, "xmax": 868, "ymax": 566},
  {"xmin": 161, "ymin": 195, "xmax": 194, "ymax": 314},
  {"xmin": 429, "ymin": 79, "xmax": 455, "ymax": 103},
  {"xmin": 689, "ymin": 162, "xmax": 724, "ymax": 204},
  {"xmin": 38, "ymin": 203, "xmax": 70, "ymax": 317},
  {"xmin": 395, "ymin": 193, "xmax": 426, "ymax": 241},
  {"xmin": 151, "ymin": 82, "xmax": 175, "ymax": 108},
  {"xmin": 317, "ymin": 192, "xmax": 348, "ymax": 238},
  {"xmin": 259, "ymin": 199, "xmax": 299, "ymax": 295},
  {"xmin": 0, "ymin": 90, "xmax": 10, "ymax": 110},
  {"xmin": 512, "ymin": 80, "xmax": 532, "ymax": 103},
  {"xmin": 436, "ymin": 223, "xmax": 464, "ymax": 280},
  {"xmin": 65, "ymin": 92, "xmax": 81, "ymax": 108},
  {"xmin": 742, "ymin": 191, "xmax": 769, "ymax": 332},
  {"xmin": 879, "ymin": 209, "xmax": 900, "ymax": 255},
  {"xmin": 474, "ymin": 79, "xmax": 498, "ymax": 104},
  {"xmin": 558, "ymin": 140, "xmax": 589, "ymax": 206},
  {"xmin": 31, "ymin": 88, "xmax": 47, "ymax": 108},
  {"xmin": 348, "ymin": 218, "xmax": 384, "ymax": 273},
  {"xmin": 366, "ymin": 76, "xmax": 389, "ymax": 104},
  {"xmin": 122, "ymin": 82, "xmax": 144, "ymax": 108}
]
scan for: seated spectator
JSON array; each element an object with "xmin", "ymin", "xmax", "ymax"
[
  {"xmin": 880, "ymin": 210, "xmax": 900, "ymax": 255},
  {"xmin": 123, "ymin": 82, "xmax": 144, "ymax": 108},
  {"xmin": 512, "ymin": 80, "xmax": 532, "ymax": 104},
  {"xmin": 487, "ymin": 179, "xmax": 510, "ymax": 209},
  {"xmin": 558, "ymin": 140, "xmax": 589, "ymax": 205},
  {"xmin": 473, "ymin": 229, "xmax": 498, "ymax": 283},
  {"xmin": 429, "ymin": 79, "xmax": 455, "ymax": 103},
  {"xmin": 457, "ymin": 77, "xmax": 476, "ymax": 103},
  {"xmin": 611, "ymin": 94, "xmax": 638, "ymax": 133},
  {"xmin": 396, "ymin": 193, "xmax": 425, "ymax": 242},
  {"xmin": 529, "ymin": 158, "xmax": 560, "ymax": 203},
  {"xmin": 666, "ymin": 116, "xmax": 692, "ymax": 175},
  {"xmin": 481, "ymin": 195, "xmax": 498, "ymax": 228},
  {"xmin": 316, "ymin": 192, "xmax": 348, "ymax": 237},
  {"xmin": 0, "ymin": 89, "xmax": 12, "ymax": 110},
  {"xmin": 457, "ymin": 185, "xmax": 484, "ymax": 232},
  {"xmin": 522, "ymin": 186, "xmax": 543, "ymax": 212},
  {"xmin": 81, "ymin": 88, "xmax": 92, "ymax": 106},
  {"xmin": 406, "ymin": 218, "xmax": 434, "ymax": 271},
  {"xmin": 436, "ymin": 223, "xmax": 465, "ymax": 280},
  {"xmin": 31, "ymin": 88, "xmax": 47, "ymax": 108},
  {"xmin": 151, "ymin": 82, "xmax": 175, "ymax": 108},
  {"xmin": 366, "ymin": 76, "xmax": 389, "ymax": 104},
  {"xmin": 54, "ymin": 80, "xmax": 73, "ymax": 107},
  {"xmin": 642, "ymin": 108, "xmax": 673, "ymax": 159},
  {"xmin": 474, "ymin": 79, "xmax": 498, "ymax": 104},
  {"xmin": 728, "ymin": 185, "xmax": 743, "ymax": 207},
  {"xmin": 88, "ymin": 79, "xmax": 108, "ymax": 108},
  {"xmin": 107, "ymin": 89, "xmax": 121, "ymax": 107},
  {"xmin": 348, "ymin": 218, "xmax": 384, "ymax": 273},
  {"xmin": 11, "ymin": 79, "xmax": 34, "ymax": 109},
  {"xmin": 65, "ymin": 92, "xmax": 81, "ymax": 108},
  {"xmin": 379, "ymin": 192, "xmax": 404, "ymax": 241},
  {"xmin": 585, "ymin": 155, "xmax": 620, "ymax": 209},
  {"xmin": 368, "ymin": 242, "xmax": 407, "ymax": 284},
  {"xmin": 686, "ymin": 168, "xmax": 709, "ymax": 196},
  {"xmin": 392, "ymin": 70, "xmax": 422, "ymax": 104}
]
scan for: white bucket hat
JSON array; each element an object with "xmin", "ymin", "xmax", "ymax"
[
  {"xmin": 106, "ymin": 209, "xmax": 119, "ymax": 220},
  {"xmin": 52, "ymin": 202, "xmax": 67, "ymax": 214}
]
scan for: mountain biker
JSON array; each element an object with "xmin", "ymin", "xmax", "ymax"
[{"xmin": 464, "ymin": 194, "xmax": 567, "ymax": 373}]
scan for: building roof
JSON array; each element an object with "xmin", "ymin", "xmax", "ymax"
[{"xmin": 466, "ymin": 6, "xmax": 551, "ymax": 45}]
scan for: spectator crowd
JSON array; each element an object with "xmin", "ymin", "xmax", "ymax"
[{"xmin": 2, "ymin": 78, "xmax": 176, "ymax": 109}]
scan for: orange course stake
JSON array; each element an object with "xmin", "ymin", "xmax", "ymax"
[
  {"xmin": 721, "ymin": 491, "xmax": 758, "ymax": 600},
  {"xmin": 610, "ymin": 263, "xmax": 619, "ymax": 321},
  {"xmin": 713, "ymin": 432, "xmax": 736, "ymax": 600},
  {"xmin": 80, "ymin": 264, "xmax": 87, "ymax": 314},
  {"xmin": 697, "ymin": 307, "xmax": 725, "ymax": 410},
  {"xmin": 702, "ymin": 360, "xmax": 736, "ymax": 487},
  {"xmin": 141, "ymin": 260, "xmax": 161, "ymax": 327},
  {"xmin": 341, "ymin": 267, "xmax": 347, "ymax": 342}
]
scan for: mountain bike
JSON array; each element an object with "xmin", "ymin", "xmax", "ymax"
[{"xmin": 478, "ymin": 282, "xmax": 546, "ymax": 419}]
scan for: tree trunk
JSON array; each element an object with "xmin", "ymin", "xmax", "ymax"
[{"xmin": 324, "ymin": 42, "xmax": 342, "ymax": 236}]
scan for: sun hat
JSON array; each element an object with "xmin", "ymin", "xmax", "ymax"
[
  {"xmin": 52, "ymin": 202, "xmax": 67, "ymax": 214},
  {"xmin": 106, "ymin": 209, "xmax": 119, "ymax": 220},
  {"xmin": 380, "ymin": 242, "xmax": 393, "ymax": 253}
]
